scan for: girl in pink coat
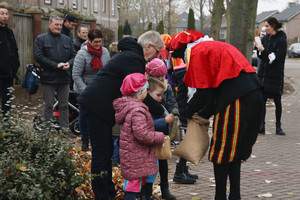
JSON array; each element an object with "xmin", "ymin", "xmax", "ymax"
[{"xmin": 113, "ymin": 73, "xmax": 167, "ymax": 200}]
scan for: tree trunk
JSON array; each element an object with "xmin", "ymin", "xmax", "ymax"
[
  {"xmin": 168, "ymin": 0, "xmax": 172, "ymax": 34},
  {"xmin": 225, "ymin": 0, "xmax": 231, "ymax": 42},
  {"xmin": 200, "ymin": 0, "xmax": 204, "ymax": 32},
  {"xmin": 210, "ymin": 0, "xmax": 225, "ymax": 41},
  {"xmin": 228, "ymin": 0, "xmax": 258, "ymax": 61}
]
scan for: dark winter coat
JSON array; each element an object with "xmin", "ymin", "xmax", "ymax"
[
  {"xmin": 34, "ymin": 30, "xmax": 75, "ymax": 84},
  {"xmin": 78, "ymin": 37, "xmax": 164, "ymax": 125},
  {"xmin": 257, "ymin": 30, "xmax": 287, "ymax": 95},
  {"xmin": 74, "ymin": 37, "xmax": 86, "ymax": 53},
  {"xmin": 61, "ymin": 25, "xmax": 73, "ymax": 40},
  {"xmin": 113, "ymin": 97, "xmax": 165, "ymax": 180},
  {"xmin": 162, "ymin": 82, "xmax": 180, "ymax": 116},
  {"xmin": 0, "ymin": 25, "xmax": 20, "ymax": 79}
]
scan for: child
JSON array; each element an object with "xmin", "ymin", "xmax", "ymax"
[
  {"xmin": 113, "ymin": 73, "xmax": 167, "ymax": 200},
  {"xmin": 146, "ymin": 58, "xmax": 197, "ymax": 187},
  {"xmin": 146, "ymin": 77, "xmax": 176, "ymax": 200}
]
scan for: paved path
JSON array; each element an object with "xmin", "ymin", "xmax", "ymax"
[{"xmin": 166, "ymin": 59, "xmax": 300, "ymax": 200}]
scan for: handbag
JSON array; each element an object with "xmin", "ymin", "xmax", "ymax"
[
  {"xmin": 155, "ymin": 137, "xmax": 172, "ymax": 160},
  {"xmin": 173, "ymin": 115, "xmax": 210, "ymax": 165},
  {"xmin": 169, "ymin": 116, "xmax": 182, "ymax": 141}
]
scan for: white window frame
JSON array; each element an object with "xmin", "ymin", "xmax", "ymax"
[
  {"xmin": 83, "ymin": 0, "xmax": 88, "ymax": 9},
  {"xmin": 94, "ymin": 1, "xmax": 99, "ymax": 13},
  {"xmin": 44, "ymin": 0, "xmax": 51, "ymax": 5},
  {"xmin": 112, "ymin": 0, "xmax": 115, "ymax": 16},
  {"xmin": 59, "ymin": 0, "xmax": 63, "ymax": 4},
  {"xmin": 72, "ymin": 0, "xmax": 77, "ymax": 9},
  {"xmin": 102, "ymin": 0, "xmax": 106, "ymax": 12}
]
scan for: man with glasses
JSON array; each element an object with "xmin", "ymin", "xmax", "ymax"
[
  {"xmin": 34, "ymin": 15, "xmax": 76, "ymax": 137},
  {"xmin": 77, "ymin": 31, "xmax": 165, "ymax": 199}
]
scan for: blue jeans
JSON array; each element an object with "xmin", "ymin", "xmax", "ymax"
[
  {"xmin": 111, "ymin": 136, "xmax": 119, "ymax": 163},
  {"xmin": 81, "ymin": 106, "xmax": 116, "ymax": 199},
  {"xmin": 79, "ymin": 105, "xmax": 89, "ymax": 145}
]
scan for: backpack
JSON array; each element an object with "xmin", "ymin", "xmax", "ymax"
[{"xmin": 22, "ymin": 69, "xmax": 39, "ymax": 95}]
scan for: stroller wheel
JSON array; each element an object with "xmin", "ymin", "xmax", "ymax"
[{"xmin": 70, "ymin": 118, "xmax": 80, "ymax": 135}]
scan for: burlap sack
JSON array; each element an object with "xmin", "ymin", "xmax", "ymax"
[
  {"xmin": 155, "ymin": 137, "xmax": 172, "ymax": 160},
  {"xmin": 173, "ymin": 115, "xmax": 209, "ymax": 165},
  {"xmin": 169, "ymin": 116, "xmax": 182, "ymax": 141}
]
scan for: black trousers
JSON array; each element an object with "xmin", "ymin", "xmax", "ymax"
[
  {"xmin": 214, "ymin": 160, "xmax": 241, "ymax": 200},
  {"xmin": 0, "ymin": 78, "xmax": 13, "ymax": 117},
  {"xmin": 261, "ymin": 93, "xmax": 282, "ymax": 124}
]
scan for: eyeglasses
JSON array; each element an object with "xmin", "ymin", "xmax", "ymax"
[
  {"xmin": 92, "ymin": 40, "xmax": 102, "ymax": 44},
  {"xmin": 152, "ymin": 45, "xmax": 161, "ymax": 55}
]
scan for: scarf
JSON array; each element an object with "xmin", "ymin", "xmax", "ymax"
[{"xmin": 87, "ymin": 42, "xmax": 103, "ymax": 71}]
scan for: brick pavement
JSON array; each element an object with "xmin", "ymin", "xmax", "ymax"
[{"xmin": 166, "ymin": 73, "xmax": 300, "ymax": 200}]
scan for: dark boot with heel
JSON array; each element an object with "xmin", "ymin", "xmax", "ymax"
[
  {"xmin": 160, "ymin": 182, "xmax": 176, "ymax": 200},
  {"xmin": 258, "ymin": 122, "xmax": 265, "ymax": 135},
  {"xmin": 183, "ymin": 166, "xmax": 198, "ymax": 179},
  {"xmin": 276, "ymin": 122, "xmax": 286, "ymax": 135},
  {"xmin": 173, "ymin": 163, "xmax": 196, "ymax": 184}
]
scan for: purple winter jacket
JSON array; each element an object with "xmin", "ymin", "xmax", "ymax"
[{"xmin": 113, "ymin": 97, "xmax": 165, "ymax": 180}]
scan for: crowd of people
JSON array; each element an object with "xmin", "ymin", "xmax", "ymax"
[{"xmin": 0, "ymin": 5, "xmax": 288, "ymax": 200}]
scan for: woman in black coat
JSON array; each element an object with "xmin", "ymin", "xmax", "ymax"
[{"xmin": 256, "ymin": 17, "xmax": 287, "ymax": 135}]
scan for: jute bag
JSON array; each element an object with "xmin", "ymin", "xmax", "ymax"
[
  {"xmin": 173, "ymin": 115, "xmax": 209, "ymax": 165},
  {"xmin": 169, "ymin": 116, "xmax": 182, "ymax": 141},
  {"xmin": 155, "ymin": 137, "xmax": 172, "ymax": 160}
]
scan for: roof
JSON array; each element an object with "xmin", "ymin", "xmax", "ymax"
[
  {"xmin": 256, "ymin": 10, "xmax": 279, "ymax": 23},
  {"xmin": 276, "ymin": 4, "xmax": 300, "ymax": 21}
]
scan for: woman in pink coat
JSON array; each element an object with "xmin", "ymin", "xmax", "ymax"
[{"xmin": 113, "ymin": 73, "xmax": 167, "ymax": 200}]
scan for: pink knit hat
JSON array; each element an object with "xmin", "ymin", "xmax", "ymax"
[
  {"xmin": 145, "ymin": 58, "xmax": 167, "ymax": 76},
  {"xmin": 120, "ymin": 73, "xmax": 148, "ymax": 96}
]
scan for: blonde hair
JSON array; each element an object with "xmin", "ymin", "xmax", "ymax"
[
  {"xmin": 109, "ymin": 42, "xmax": 118, "ymax": 52},
  {"xmin": 138, "ymin": 31, "xmax": 165, "ymax": 48},
  {"xmin": 147, "ymin": 77, "xmax": 165, "ymax": 92}
]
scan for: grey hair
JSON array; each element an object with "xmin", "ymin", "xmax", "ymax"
[
  {"xmin": 137, "ymin": 31, "xmax": 165, "ymax": 49},
  {"xmin": 49, "ymin": 15, "xmax": 63, "ymax": 24}
]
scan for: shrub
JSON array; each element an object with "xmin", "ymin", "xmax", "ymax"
[{"xmin": 0, "ymin": 89, "xmax": 87, "ymax": 199}]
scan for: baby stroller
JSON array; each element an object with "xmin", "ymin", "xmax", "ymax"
[{"xmin": 24, "ymin": 64, "xmax": 80, "ymax": 135}]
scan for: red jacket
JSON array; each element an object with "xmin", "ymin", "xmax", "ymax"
[{"xmin": 113, "ymin": 97, "xmax": 165, "ymax": 180}]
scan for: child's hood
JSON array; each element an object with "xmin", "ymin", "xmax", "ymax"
[{"xmin": 113, "ymin": 96, "xmax": 147, "ymax": 125}]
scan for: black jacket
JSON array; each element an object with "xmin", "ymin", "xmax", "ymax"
[
  {"xmin": 74, "ymin": 37, "xmax": 86, "ymax": 53},
  {"xmin": 61, "ymin": 25, "xmax": 73, "ymax": 40},
  {"xmin": 257, "ymin": 31, "xmax": 287, "ymax": 95},
  {"xmin": 186, "ymin": 72, "xmax": 262, "ymax": 117},
  {"xmin": 78, "ymin": 37, "xmax": 163, "ymax": 125},
  {"xmin": 0, "ymin": 25, "xmax": 20, "ymax": 79},
  {"xmin": 34, "ymin": 30, "xmax": 75, "ymax": 84}
]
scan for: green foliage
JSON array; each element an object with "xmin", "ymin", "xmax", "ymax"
[
  {"xmin": 100, "ymin": 25, "xmax": 115, "ymax": 48},
  {"xmin": 0, "ymin": 2, "xmax": 13, "ymax": 9},
  {"xmin": 118, "ymin": 25, "xmax": 124, "ymax": 40},
  {"xmin": 47, "ymin": 10, "xmax": 64, "ymax": 17},
  {"xmin": 24, "ymin": 7, "xmax": 43, "ymax": 14},
  {"xmin": 0, "ymin": 89, "xmax": 86, "ymax": 199},
  {"xmin": 187, "ymin": 8, "xmax": 196, "ymax": 31},
  {"xmin": 123, "ymin": 20, "xmax": 132, "ymax": 36},
  {"xmin": 156, "ymin": 20, "xmax": 164, "ymax": 34},
  {"xmin": 147, "ymin": 22, "xmax": 153, "ymax": 31}
]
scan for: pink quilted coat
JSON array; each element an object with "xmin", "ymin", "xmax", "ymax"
[{"xmin": 113, "ymin": 97, "xmax": 165, "ymax": 180}]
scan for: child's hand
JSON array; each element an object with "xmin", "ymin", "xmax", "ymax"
[
  {"xmin": 165, "ymin": 113, "xmax": 174, "ymax": 123},
  {"xmin": 164, "ymin": 136, "xmax": 170, "ymax": 142}
]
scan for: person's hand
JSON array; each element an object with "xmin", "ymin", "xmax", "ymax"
[
  {"xmin": 165, "ymin": 113, "xmax": 174, "ymax": 123},
  {"xmin": 57, "ymin": 62, "xmax": 65, "ymax": 69},
  {"xmin": 255, "ymin": 41, "xmax": 264, "ymax": 52},
  {"xmin": 62, "ymin": 62, "xmax": 70, "ymax": 70},
  {"xmin": 164, "ymin": 135, "xmax": 170, "ymax": 142}
]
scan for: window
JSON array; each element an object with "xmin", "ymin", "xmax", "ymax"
[
  {"xmin": 83, "ymin": 0, "xmax": 88, "ymax": 9},
  {"xmin": 112, "ymin": 0, "xmax": 115, "ymax": 16},
  {"xmin": 94, "ymin": 1, "xmax": 99, "ymax": 13},
  {"xmin": 72, "ymin": 0, "xmax": 77, "ymax": 9},
  {"xmin": 102, "ymin": 0, "xmax": 106, "ymax": 12},
  {"xmin": 59, "ymin": 0, "xmax": 63, "ymax": 4},
  {"xmin": 44, "ymin": 0, "xmax": 51, "ymax": 5}
]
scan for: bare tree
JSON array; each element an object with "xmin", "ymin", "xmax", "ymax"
[
  {"xmin": 185, "ymin": 0, "xmax": 206, "ymax": 32},
  {"xmin": 210, "ymin": 0, "xmax": 225, "ymax": 40},
  {"xmin": 228, "ymin": 0, "xmax": 258, "ymax": 61}
]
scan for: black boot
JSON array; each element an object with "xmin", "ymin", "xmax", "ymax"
[
  {"xmin": 160, "ymin": 182, "xmax": 176, "ymax": 200},
  {"xmin": 173, "ymin": 163, "xmax": 196, "ymax": 184},
  {"xmin": 258, "ymin": 122, "xmax": 265, "ymax": 135},
  {"xmin": 184, "ymin": 166, "xmax": 198, "ymax": 179},
  {"xmin": 276, "ymin": 122, "xmax": 286, "ymax": 135}
]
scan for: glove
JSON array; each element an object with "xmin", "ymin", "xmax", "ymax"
[{"xmin": 268, "ymin": 52, "xmax": 276, "ymax": 64}]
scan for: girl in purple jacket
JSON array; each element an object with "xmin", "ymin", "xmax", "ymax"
[{"xmin": 113, "ymin": 73, "xmax": 168, "ymax": 200}]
